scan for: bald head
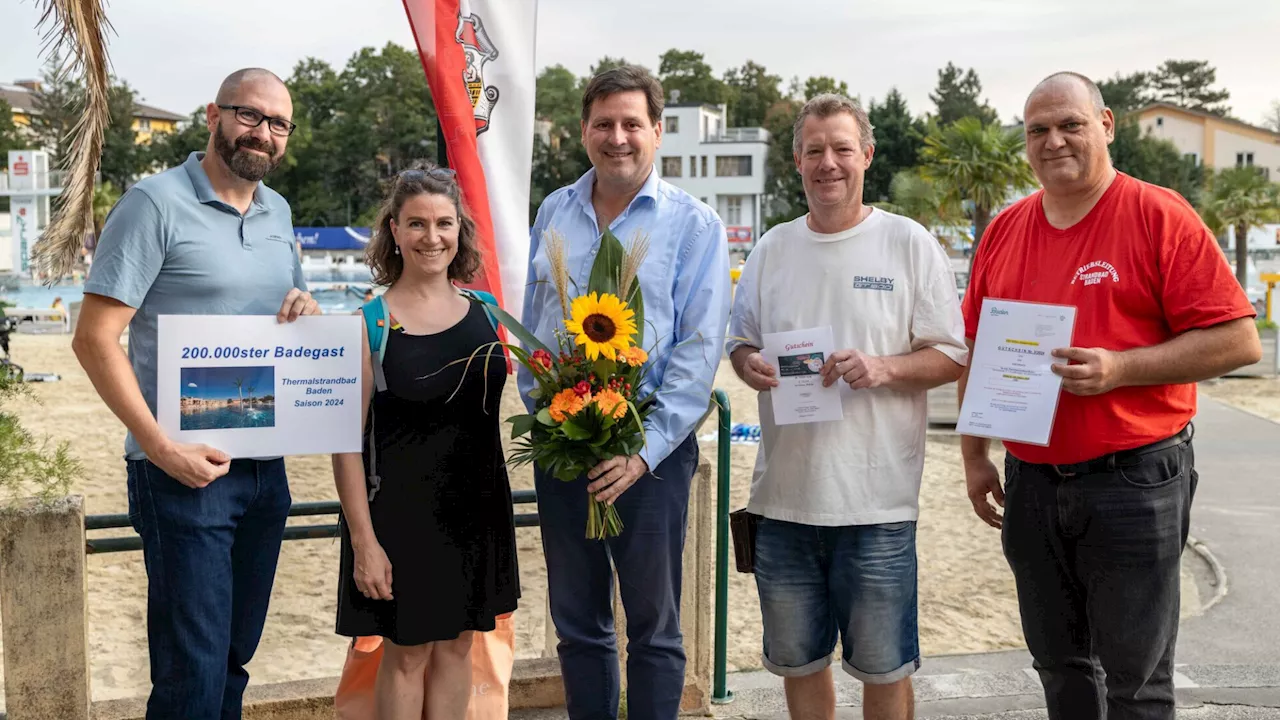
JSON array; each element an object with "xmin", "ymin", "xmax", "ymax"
[
  {"xmin": 216, "ymin": 68, "xmax": 286, "ymax": 106},
  {"xmin": 1027, "ymin": 72, "xmax": 1106, "ymax": 116}
]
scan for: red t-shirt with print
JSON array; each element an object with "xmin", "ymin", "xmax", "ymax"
[{"xmin": 961, "ymin": 172, "xmax": 1255, "ymax": 465}]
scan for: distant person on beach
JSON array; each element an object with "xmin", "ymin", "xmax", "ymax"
[
  {"xmin": 363, "ymin": 288, "xmax": 375, "ymax": 303},
  {"xmin": 49, "ymin": 296, "xmax": 66, "ymax": 321},
  {"xmin": 725, "ymin": 93, "xmax": 967, "ymax": 720},
  {"xmin": 958, "ymin": 72, "xmax": 1260, "ymax": 719},
  {"xmin": 72, "ymin": 68, "xmax": 316, "ymax": 720},
  {"xmin": 333, "ymin": 167, "xmax": 518, "ymax": 719}
]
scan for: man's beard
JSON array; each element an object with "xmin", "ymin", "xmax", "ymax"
[{"xmin": 214, "ymin": 124, "xmax": 281, "ymax": 182}]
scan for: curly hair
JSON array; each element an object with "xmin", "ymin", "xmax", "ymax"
[{"xmin": 365, "ymin": 165, "xmax": 483, "ymax": 286}]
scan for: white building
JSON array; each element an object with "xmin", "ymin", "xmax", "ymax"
[{"xmin": 658, "ymin": 102, "xmax": 770, "ymax": 248}]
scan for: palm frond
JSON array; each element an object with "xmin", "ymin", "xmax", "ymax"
[{"xmin": 30, "ymin": 0, "xmax": 113, "ymax": 283}]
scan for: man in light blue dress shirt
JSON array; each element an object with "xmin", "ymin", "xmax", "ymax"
[{"xmin": 519, "ymin": 65, "xmax": 730, "ymax": 720}]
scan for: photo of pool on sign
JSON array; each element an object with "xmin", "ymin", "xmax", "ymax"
[
  {"xmin": 778, "ymin": 352, "xmax": 826, "ymax": 377},
  {"xmin": 179, "ymin": 366, "xmax": 276, "ymax": 430}
]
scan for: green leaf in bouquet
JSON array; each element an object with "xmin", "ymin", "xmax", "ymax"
[
  {"xmin": 536, "ymin": 407, "xmax": 556, "ymax": 426},
  {"xmin": 509, "ymin": 414, "xmax": 537, "ymax": 439},
  {"xmin": 627, "ymin": 281, "xmax": 645, "ymax": 350},
  {"xmin": 529, "ymin": 387, "xmax": 542, "ymax": 400},
  {"xmin": 588, "ymin": 228, "xmax": 626, "ymax": 296},
  {"xmin": 592, "ymin": 356, "xmax": 617, "ymax": 380},
  {"xmin": 481, "ymin": 302, "xmax": 552, "ymax": 355},
  {"xmin": 560, "ymin": 417, "xmax": 593, "ymax": 441}
]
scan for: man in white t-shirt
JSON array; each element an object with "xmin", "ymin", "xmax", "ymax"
[{"xmin": 726, "ymin": 94, "xmax": 967, "ymax": 719}]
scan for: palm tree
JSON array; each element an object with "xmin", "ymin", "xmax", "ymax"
[
  {"xmin": 91, "ymin": 181, "xmax": 121, "ymax": 241},
  {"xmin": 1200, "ymin": 167, "xmax": 1280, "ymax": 288},
  {"xmin": 232, "ymin": 377, "xmax": 245, "ymax": 408},
  {"xmin": 873, "ymin": 169, "xmax": 969, "ymax": 249},
  {"xmin": 245, "ymin": 383, "xmax": 257, "ymax": 407},
  {"xmin": 920, "ymin": 117, "xmax": 1037, "ymax": 261}
]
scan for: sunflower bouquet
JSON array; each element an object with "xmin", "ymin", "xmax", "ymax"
[{"xmin": 477, "ymin": 227, "xmax": 657, "ymax": 539}]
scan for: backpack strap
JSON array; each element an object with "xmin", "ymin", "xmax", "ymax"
[
  {"xmin": 359, "ymin": 296, "xmax": 390, "ymax": 502},
  {"xmin": 458, "ymin": 287, "xmax": 499, "ymax": 332}
]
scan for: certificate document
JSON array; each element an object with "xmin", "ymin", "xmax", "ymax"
[
  {"xmin": 761, "ymin": 326, "xmax": 845, "ymax": 426},
  {"xmin": 957, "ymin": 299, "xmax": 1076, "ymax": 446},
  {"xmin": 156, "ymin": 315, "xmax": 363, "ymax": 458}
]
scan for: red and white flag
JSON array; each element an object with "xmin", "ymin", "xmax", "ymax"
[{"xmin": 402, "ymin": 0, "xmax": 537, "ymax": 322}]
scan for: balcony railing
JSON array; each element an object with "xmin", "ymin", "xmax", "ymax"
[{"xmin": 706, "ymin": 127, "xmax": 770, "ymax": 143}]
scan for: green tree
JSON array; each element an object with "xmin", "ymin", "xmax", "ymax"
[
  {"xmin": 873, "ymin": 169, "xmax": 967, "ymax": 246},
  {"xmin": 1109, "ymin": 121, "xmax": 1203, "ymax": 205},
  {"xmin": 587, "ymin": 56, "xmax": 642, "ymax": 78},
  {"xmin": 1151, "ymin": 60, "xmax": 1230, "ymax": 116},
  {"xmin": 803, "ymin": 76, "xmax": 849, "ymax": 100},
  {"xmin": 98, "ymin": 79, "xmax": 150, "ymax": 190},
  {"xmin": 864, "ymin": 88, "xmax": 926, "ymax": 203},
  {"xmin": 929, "ymin": 62, "xmax": 999, "ymax": 127},
  {"xmin": 1200, "ymin": 167, "xmax": 1280, "ymax": 287},
  {"xmin": 921, "ymin": 118, "xmax": 1035, "ymax": 257},
  {"xmin": 30, "ymin": 57, "xmax": 84, "ymax": 164},
  {"xmin": 91, "ymin": 180, "xmax": 121, "ymax": 240},
  {"xmin": 147, "ymin": 107, "xmax": 209, "ymax": 170},
  {"xmin": 1263, "ymin": 101, "xmax": 1280, "ymax": 133},
  {"xmin": 762, "ymin": 97, "xmax": 806, "ymax": 227},
  {"xmin": 531, "ymin": 65, "xmax": 589, "ymax": 221},
  {"xmin": 723, "ymin": 61, "xmax": 783, "ymax": 128},
  {"xmin": 657, "ymin": 50, "xmax": 727, "ymax": 106},
  {"xmin": 1097, "ymin": 71, "xmax": 1154, "ymax": 116},
  {"xmin": 0, "ymin": 369, "xmax": 80, "ymax": 506}
]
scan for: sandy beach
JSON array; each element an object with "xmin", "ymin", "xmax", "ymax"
[{"xmin": 1, "ymin": 333, "xmax": 1217, "ymax": 701}]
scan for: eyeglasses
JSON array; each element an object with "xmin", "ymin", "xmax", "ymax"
[
  {"xmin": 398, "ymin": 167, "xmax": 457, "ymax": 182},
  {"xmin": 218, "ymin": 105, "xmax": 297, "ymax": 137}
]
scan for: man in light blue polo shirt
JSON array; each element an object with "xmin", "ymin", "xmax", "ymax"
[
  {"xmin": 73, "ymin": 68, "xmax": 317, "ymax": 720},
  {"xmin": 520, "ymin": 65, "xmax": 730, "ymax": 720}
]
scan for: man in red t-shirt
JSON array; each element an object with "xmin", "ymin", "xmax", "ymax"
[{"xmin": 959, "ymin": 72, "xmax": 1261, "ymax": 719}]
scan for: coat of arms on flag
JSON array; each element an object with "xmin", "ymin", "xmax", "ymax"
[{"xmin": 457, "ymin": 13, "xmax": 499, "ymax": 134}]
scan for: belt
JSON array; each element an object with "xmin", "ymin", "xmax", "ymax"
[{"xmin": 1033, "ymin": 423, "xmax": 1194, "ymax": 478}]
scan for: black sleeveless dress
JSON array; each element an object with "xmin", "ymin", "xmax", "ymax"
[{"xmin": 336, "ymin": 299, "xmax": 520, "ymax": 645}]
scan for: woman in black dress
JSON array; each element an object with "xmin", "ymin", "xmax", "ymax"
[{"xmin": 333, "ymin": 167, "xmax": 518, "ymax": 720}]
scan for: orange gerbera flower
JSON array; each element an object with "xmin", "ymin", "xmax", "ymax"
[
  {"xmin": 618, "ymin": 346, "xmax": 648, "ymax": 366},
  {"xmin": 549, "ymin": 387, "xmax": 590, "ymax": 423},
  {"xmin": 594, "ymin": 389, "xmax": 628, "ymax": 420}
]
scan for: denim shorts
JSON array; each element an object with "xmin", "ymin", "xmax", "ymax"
[{"xmin": 754, "ymin": 517, "xmax": 920, "ymax": 684}]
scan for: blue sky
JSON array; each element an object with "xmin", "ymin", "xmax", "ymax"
[
  {"xmin": 2, "ymin": 0, "xmax": 1277, "ymax": 128},
  {"xmin": 181, "ymin": 366, "xmax": 274, "ymax": 401}
]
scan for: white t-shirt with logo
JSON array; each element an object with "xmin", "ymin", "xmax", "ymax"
[{"xmin": 727, "ymin": 209, "xmax": 967, "ymax": 526}]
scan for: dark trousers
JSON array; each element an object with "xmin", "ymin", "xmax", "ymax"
[
  {"xmin": 535, "ymin": 435, "xmax": 699, "ymax": 720},
  {"xmin": 127, "ymin": 458, "xmax": 292, "ymax": 720},
  {"xmin": 1003, "ymin": 428, "xmax": 1197, "ymax": 720}
]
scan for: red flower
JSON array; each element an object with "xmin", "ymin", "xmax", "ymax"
[
  {"xmin": 573, "ymin": 381, "xmax": 591, "ymax": 397},
  {"xmin": 531, "ymin": 349, "xmax": 553, "ymax": 372}
]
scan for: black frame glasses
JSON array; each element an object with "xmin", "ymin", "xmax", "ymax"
[{"xmin": 218, "ymin": 105, "xmax": 297, "ymax": 137}]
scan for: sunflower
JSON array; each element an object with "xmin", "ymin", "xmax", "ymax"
[{"xmin": 564, "ymin": 292, "xmax": 637, "ymax": 361}]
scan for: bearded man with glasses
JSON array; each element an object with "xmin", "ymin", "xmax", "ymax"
[{"xmin": 74, "ymin": 67, "xmax": 317, "ymax": 720}]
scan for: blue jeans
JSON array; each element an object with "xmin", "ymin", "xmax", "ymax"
[
  {"xmin": 126, "ymin": 458, "xmax": 292, "ymax": 720},
  {"xmin": 1003, "ymin": 428, "xmax": 1196, "ymax": 720},
  {"xmin": 535, "ymin": 434, "xmax": 699, "ymax": 720},
  {"xmin": 754, "ymin": 518, "xmax": 920, "ymax": 684}
]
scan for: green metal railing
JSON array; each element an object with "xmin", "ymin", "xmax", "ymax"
[{"xmin": 83, "ymin": 391, "xmax": 737, "ymax": 703}]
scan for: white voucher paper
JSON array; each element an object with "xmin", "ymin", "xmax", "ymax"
[
  {"xmin": 157, "ymin": 315, "xmax": 363, "ymax": 458},
  {"xmin": 957, "ymin": 299, "xmax": 1077, "ymax": 446},
  {"xmin": 761, "ymin": 326, "xmax": 845, "ymax": 425}
]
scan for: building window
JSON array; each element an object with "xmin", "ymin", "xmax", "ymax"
[
  {"xmin": 661, "ymin": 156, "xmax": 682, "ymax": 177},
  {"xmin": 716, "ymin": 156, "xmax": 753, "ymax": 177},
  {"xmin": 665, "ymin": 115, "xmax": 679, "ymax": 134},
  {"xmin": 1184, "ymin": 152, "xmax": 1199, "ymax": 165},
  {"xmin": 1156, "ymin": 117, "xmax": 1163, "ymax": 127},
  {"xmin": 701, "ymin": 156, "xmax": 708, "ymax": 177},
  {"xmin": 725, "ymin": 196, "xmax": 743, "ymax": 225},
  {"xmin": 702, "ymin": 116, "xmax": 709, "ymax": 141},
  {"xmin": 138, "ymin": 118, "xmax": 151, "ymax": 132},
  {"xmin": 690, "ymin": 155, "xmax": 697, "ymax": 177},
  {"xmin": 1247, "ymin": 152, "xmax": 1255, "ymax": 166}
]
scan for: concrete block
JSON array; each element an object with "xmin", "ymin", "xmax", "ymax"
[{"xmin": 0, "ymin": 495, "xmax": 91, "ymax": 720}]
